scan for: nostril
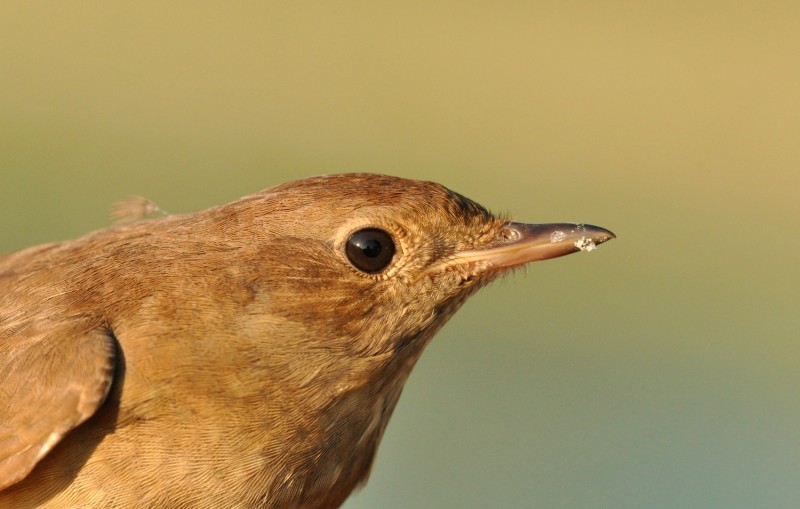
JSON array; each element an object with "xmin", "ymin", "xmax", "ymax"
[{"xmin": 500, "ymin": 225, "xmax": 520, "ymax": 242}]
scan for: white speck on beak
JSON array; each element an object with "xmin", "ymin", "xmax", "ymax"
[{"xmin": 574, "ymin": 237, "xmax": 597, "ymax": 252}]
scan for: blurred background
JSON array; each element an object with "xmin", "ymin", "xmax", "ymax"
[{"xmin": 1, "ymin": 2, "xmax": 798, "ymax": 508}]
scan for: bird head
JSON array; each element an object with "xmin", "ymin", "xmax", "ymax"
[{"xmin": 220, "ymin": 174, "xmax": 614, "ymax": 365}]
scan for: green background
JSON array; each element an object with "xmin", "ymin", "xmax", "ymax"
[{"xmin": 2, "ymin": 2, "xmax": 798, "ymax": 508}]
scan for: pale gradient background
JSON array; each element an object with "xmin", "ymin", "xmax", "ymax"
[{"xmin": 1, "ymin": 2, "xmax": 798, "ymax": 508}]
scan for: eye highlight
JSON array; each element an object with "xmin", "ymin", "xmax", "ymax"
[{"xmin": 346, "ymin": 228, "xmax": 396, "ymax": 274}]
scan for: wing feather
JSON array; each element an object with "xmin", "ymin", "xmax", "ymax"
[{"xmin": 0, "ymin": 327, "xmax": 116, "ymax": 490}]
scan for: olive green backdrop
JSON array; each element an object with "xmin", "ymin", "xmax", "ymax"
[{"xmin": 2, "ymin": 2, "xmax": 798, "ymax": 508}]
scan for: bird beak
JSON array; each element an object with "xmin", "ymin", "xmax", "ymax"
[{"xmin": 434, "ymin": 223, "xmax": 615, "ymax": 273}]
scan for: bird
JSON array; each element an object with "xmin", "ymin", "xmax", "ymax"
[{"xmin": 0, "ymin": 173, "xmax": 614, "ymax": 508}]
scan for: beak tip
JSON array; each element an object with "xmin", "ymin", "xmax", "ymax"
[
  {"xmin": 598, "ymin": 227, "xmax": 616, "ymax": 243},
  {"xmin": 578, "ymin": 225, "xmax": 615, "ymax": 252},
  {"xmin": 557, "ymin": 224, "xmax": 613, "ymax": 248}
]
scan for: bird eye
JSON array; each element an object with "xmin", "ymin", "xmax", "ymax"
[{"xmin": 346, "ymin": 228, "xmax": 396, "ymax": 274}]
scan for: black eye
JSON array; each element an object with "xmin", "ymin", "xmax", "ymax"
[{"xmin": 346, "ymin": 228, "xmax": 396, "ymax": 274}]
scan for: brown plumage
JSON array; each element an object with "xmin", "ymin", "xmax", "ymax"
[{"xmin": 0, "ymin": 174, "xmax": 614, "ymax": 508}]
